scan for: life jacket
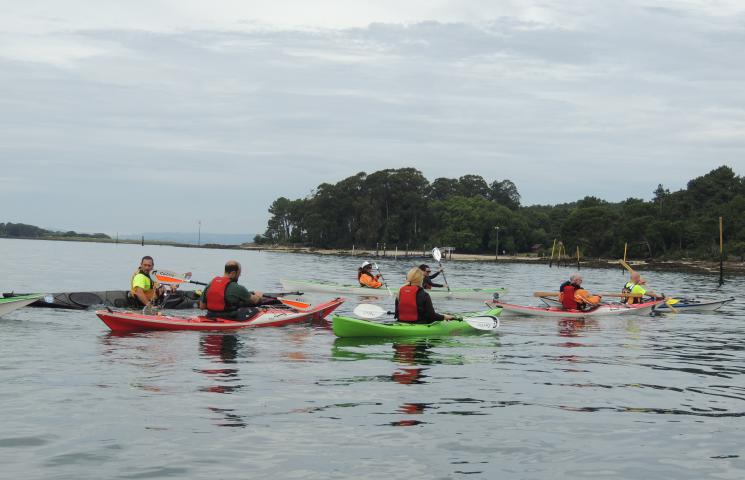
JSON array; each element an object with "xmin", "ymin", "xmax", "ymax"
[
  {"xmin": 423, "ymin": 276, "xmax": 432, "ymax": 289},
  {"xmin": 359, "ymin": 272, "xmax": 383, "ymax": 288},
  {"xmin": 130, "ymin": 270, "xmax": 156, "ymax": 301},
  {"xmin": 622, "ymin": 282, "xmax": 641, "ymax": 304},
  {"xmin": 559, "ymin": 281, "xmax": 579, "ymax": 310},
  {"xmin": 574, "ymin": 289, "xmax": 601, "ymax": 306},
  {"xmin": 206, "ymin": 276, "xmax": 232, "ymax": 312},
  {"xmin": 397, "ymin": 285, "xmax": 420, "ymax": 322}
]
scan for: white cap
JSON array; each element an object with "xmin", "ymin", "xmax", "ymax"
[{"xmin": 360, "ymin": 261, "xmax": 371, "ymax": 268}]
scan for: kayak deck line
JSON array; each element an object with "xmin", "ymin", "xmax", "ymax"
[{"xmin": 280, "ymin": 279, "xmax": 505, "ymax": 300}]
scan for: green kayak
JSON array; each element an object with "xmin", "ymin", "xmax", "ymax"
[
  {"xmin": 0, "ymin": 294, "xmax": 43, "ymax": 317},
  {"xmin": 332, "ymin": 308, "xmax": 502, "ymax": 338}
]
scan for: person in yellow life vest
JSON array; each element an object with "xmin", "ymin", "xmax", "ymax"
[
  {"xmin": 358, "ymin": 261, "xmax": 383, "ymax": 288},
  {"xmin": 394, "ymin": 266, "xmax": 454, "ymax": 324},
  {"xmin": 623, "ymin": 272, "xmax": 662, "ymax": 304},
  {"xmin": 130, "ymin": 255, "xmax": 168, "ymax": 306}
]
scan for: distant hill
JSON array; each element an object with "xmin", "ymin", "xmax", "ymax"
[
  {"xmin": 120, "ymin": 232, "xmax": 255, "ymax": 246},
  {"xmin": 1, "ymin": 222, "xmax": 110, "ymax": 240}
]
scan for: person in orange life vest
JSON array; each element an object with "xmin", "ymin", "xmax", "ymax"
[
  {"xmin": 198, "ymin": 260, "xmax": 263, "ymax": 320},
  {"xmin": 418, "ymin": 264, "xmax": 447, "ymax": 289},
  {"xmin": 358, "ymin": 261, "xmax": 383, "ymax": 288},
  {"xmin": 559, "ymin": 274, "xmax": 601, "ymax": 310},
  {"xmin": 394, "ymin": 267, "xmax": 454, "ymax": 324}
]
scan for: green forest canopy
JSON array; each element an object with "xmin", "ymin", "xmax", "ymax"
[{"xmin": 257, "ymin": 165, "xmax": 745, "ymax": 260}]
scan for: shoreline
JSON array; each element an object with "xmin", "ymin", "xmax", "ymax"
[
  {"xmin": 4, "ymin": 236, "xmax": 743, "ymax": 275},
  {"xmin": 241, "ymin": 244, "xmax": 745, "ymax": 275}
]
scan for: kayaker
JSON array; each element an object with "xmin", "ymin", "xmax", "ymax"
[
  {"xmin": 622, "ymin": 272, "xmax": 662, "ymax": 304},
  {"xmin": 394, "ymin": 266, "xmax": 454, "ymax": 324},
  {"xmin": 358, "ymin": 261, "xmax": 383, "ymax": 289},
  {"xmin": 130, "ymin": 256, "xmax": 166, "ymax": 306},
  {"xmin": 199, "ymin": 260, "xmax": 264, "ymax": 320},
  {"xmin": 418, "ymin": 264, "xmax": 447, "ymax": 289},
  {"xmin": 559, "ymin": 274, "xmax": 601, "ymax": 310}
]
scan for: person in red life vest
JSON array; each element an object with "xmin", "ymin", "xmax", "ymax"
[
  {"xmin": 198, "ymin": 260, "xmax": 264, "ymax": 320},
  {"xmin": 418, "ymin": 264, "xmax": 447, "ymax": 289},
  {"xmin": 358, "ymin": 261, "xmax": 383, "ymax": 288},
  {"xmin": 558, "ymin": 274, "xmax": 583, "ymax": 310},
  {"xmin": 558, "ymin": 274, "xmax": 601, "ymax": 311},
  {"xmin": 394, "ymin": 267, "xmax": 454, "ymax": 324}
]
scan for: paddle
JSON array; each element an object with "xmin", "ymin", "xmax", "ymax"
[
  {"xmin": 153, "ymin": 270, "xmax": 207, "ymax": 286},
  {"xmin": 352, "ymin": 303, "xmax": 499, "ymax": 331},
  {"xmin": 373, "ymin": 263, "xmax": 393, "ymax": 296},
  {"xmin": 533, "ymin": 291, "xmax": 641, "ymax": 299},
  {"xmin": 432, "ymin": 247, "xmax": 451, "ymax": 292},
  {"xmin": 153, "ymin": 270, "xmax": 309, "ymax": 308}
]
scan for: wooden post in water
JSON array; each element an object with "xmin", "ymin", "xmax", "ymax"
[
  {"xmin": 549, "ymin": 239, "xmax": 556, "ymax": 268},
  {"xmin": 141, "ymin": 235, "xmax": 144, "ymax": 246},
  {"xmin": 576, "ymin": 246, "xmax": 580, "ymax": 270},
  {"xmin": 719, "ymin": 216, "xmax": 724, "ymax": 286},
  {"xmin": 352, "ymin": 244, "xmax": 355, "ymax": 256},
  {"xmin": 395, "ymin": 245, "xmax": 398, "ymax": 259}
]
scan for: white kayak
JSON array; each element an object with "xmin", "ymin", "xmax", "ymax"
[
  {"xmin": 280, "ymin": 279, "xmax": 505, "ymax": 301},
  {"xmin": 0, "ymin": 294, "xmax": 43, "ymax": 317},
  {"xmin": 539, "ymin": 296, "xmax": 734, "ymax": 313},
  {"xmin": 493, "ymin": 299, "xmax": 665, "ymax": 318}
]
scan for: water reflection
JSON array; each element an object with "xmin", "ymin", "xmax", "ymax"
[
  {"xmin": 198, "ymin": 334, "xmax": 253, "ymax": 428},
  {"xmin": 198, "ymin": 334, "xmax": 244, "ymax": 394}
]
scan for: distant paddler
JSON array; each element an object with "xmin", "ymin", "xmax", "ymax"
[
  {"xmin": 559, "ymin": 274, "xmax": 601, "ymax": 311},
  {"xmin": 394, "ymin": 267, "xmax": 454, "ymax": 323},
  {"xmin": 622, "ymin": 272, "xmax": 663, "ymax": 304},
  {"xmin": 418, "ymin": 264, "xmax": 447, "ymax": 290},
  {"xmin": 130, "ymin": 255, "xmax": 171, "ymax": 306},
  {"xmin": 358, "ymin": 261, "xmax": 383, "ymax": 289}
]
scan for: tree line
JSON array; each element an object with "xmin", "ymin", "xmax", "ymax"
[
  {"xmin": 0, "ymin": 222, "xmax": 110, "ymax": 240},
  {"xmin": 255, "ymin": 166, "xmax": 745, "ymax": 260}
]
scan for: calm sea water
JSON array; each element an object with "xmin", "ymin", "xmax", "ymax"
[{"xmin": 1, "ymin": 238, "xmax": 744, "ymax": 479}]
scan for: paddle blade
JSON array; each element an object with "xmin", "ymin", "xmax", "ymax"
[
  {"xmin": 353, "ymin": 303, "xmax": 388, "ymax": 319},
  {"xmin": 463, "ymin": 315, "xmax": 500, "ymax": 331},
  {"xmin": 153, "ymin": 272, "xmax": 187, "ymax": 284},
  {"xmin": 665, "ymin": 298, "xmax": 678, "ymax": 313},
  {"xmin": 432, "ymin": 247, "xmax": 442, "ymax": 262},
  {"xmin": 279, "ymin": 298, "xmax": 311, "ymax": 310}
]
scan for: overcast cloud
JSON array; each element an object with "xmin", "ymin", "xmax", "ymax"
[{"xmin": 2, "ymin": 1, "xmax": 744, "ymax": 234}]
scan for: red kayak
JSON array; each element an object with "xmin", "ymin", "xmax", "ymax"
[{"xmin": 96, "ymin": 297, "xmax": 344, "ymax": 333}]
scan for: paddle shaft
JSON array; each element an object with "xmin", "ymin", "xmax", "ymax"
[
  {"xmin": 533, "ymin": 291, "xmax": 641, "ymax": 298},
  {"xmin": 436, "ymin": 260, "xmax": 451, "ymax": 292},
  {"xmin": 374, "ymin": 264, "xmax": 393, "ymax": 296}
]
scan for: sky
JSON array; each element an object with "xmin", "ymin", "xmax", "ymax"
[{"xmin": 2, "ymin": 0, "xmax": 744, "ymax": 235}]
